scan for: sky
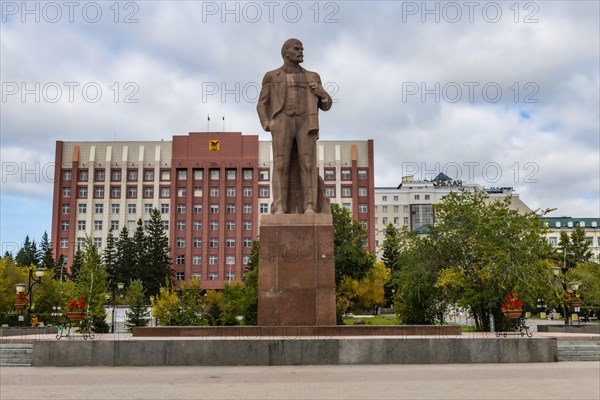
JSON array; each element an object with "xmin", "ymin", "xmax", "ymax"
[{"xmin": 1, "ymin": 0, "xmax": 599, "ymax": 253}]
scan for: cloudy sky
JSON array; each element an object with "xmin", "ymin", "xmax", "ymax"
[{"xmin": 1, "ymin": 0, "xmax": 599, "ymax": 252}]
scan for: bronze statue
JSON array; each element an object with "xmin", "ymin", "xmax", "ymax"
[{"xmin": 257, "ymin": 38, "xmax": 332, "ymax": 214}]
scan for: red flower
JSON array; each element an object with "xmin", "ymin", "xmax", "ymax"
[
  {"xmin": 65, "ymin": 296, "xmax": 86, "ymax": 312},
  {"xmin": 15, "ymin": 293, "xmax": 29, "ymax": 304},
  {"xmin": 501, "ymin": 292, "xmax": 523, "ymax": 311}
]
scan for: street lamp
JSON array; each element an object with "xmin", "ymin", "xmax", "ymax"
[
  {"xmin": 110, "ymin": 282, "xmax": 125, "ymax": 333},
  {"xmin": 15, "ymin": 267, "xmax": 46, "ymax": 313}
]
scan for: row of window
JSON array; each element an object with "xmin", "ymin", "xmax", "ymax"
[
  {"xmin": 64, "ymin": 168, "xmax": 263, "ymax": 183},
  {"xmin": 376, "ymin": 217, "xmax": 410, "ymax": 225},
  {"xmin": 323, "ymin": 169, "xmax": 368, "ymax": 181},
  {"xmin": 60, "ymin": 236, "xmax": 255, "ymax": 252},
  {"xmin": 62, "ymin": 185, "xmax": 269, "ymax": 200},
  {"xmin": 379, "ymin": 194, "xmax": 430, "ymax": 202},
  {"xmin": 175, "ymin": 254, "xmax": 250, "ymax": 266},
  {"xmin": 547, "ymin": 236, "xmax": 599, "ymax": 246},
  {"xmin": 61, "ymin": 202, "xmax": 258, "ymax": 216},
  {"xmin": 175, "ymin": 272, "xmax": 236, "ymax": 281}
]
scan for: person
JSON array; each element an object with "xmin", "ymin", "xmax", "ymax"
[
  {"xmin": 30, "ymin": 314, "xmax": 38, "ymax": 327},
  {"xmin": 257, "ymin": 38, "xmax": 332, "ymax": 214}
]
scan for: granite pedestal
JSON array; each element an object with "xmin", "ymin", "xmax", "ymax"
[{"xmin": 258, "ymin": 213, "xmax": 336, "ymax": 326}]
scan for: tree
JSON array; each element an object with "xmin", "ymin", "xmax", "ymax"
[
  {"xmin": 152, "ymin": 282, "xmax": 180, "ymax": 326},
  {"xmin": 131, "ymin": 219, "xmax": 146, "ymax": 282},
  {"xmin": 143, "ymin": 209, "xmax": 172, "ymax": 298},
  {"xmin": 0, "ymin": 256, "xmax": 27, "ymax": 321},
  {"xmin": 241, "ymin": 240, "xmax": 260, "ymax": 325},
  {"xmin": 178, "ymin": 280, "xmax": 206, "ymax": 326},
  {"xmin": 205, "ymin": 290, "xmax": 224, "ymax": 326},
  {"xmin": 221, "ymin": 283, "xmax": 244, "ymax": 325},
  {"xmin": 381, "ymin": 223, "xmax": 402, "ymax": 305},
  {"xmin": 38, "ymin": 231, "xmax": 56, "ymax": 274},
  {"xmin": 124, "ymin": 279, "xmax": 150, "ymax": 330},
  {"xmin": 70, "ymin": 247, "xmax": 84, "ymax": 279},
  {"xmin": 116, "ymin": 227, "xmax": 135, "ymax": 284},
  {"xmin": 432, "ymin": 190, "xmax": 555, "ymax": 331},
  {"xmin": 566, "ymin": 262, "xmax": 600, "ymax": 309},
  {"xmin": 71, "ymin": 237, "xmax": 109, "ymax": 333},
  {"xmin": 557, "ymin": 226, "xmax": 593, "ymax": 271},
  {"xmin": 15, "ymin": 236, "xmax": 39, "ymax": 267},
  {"xmin": 337, "ymin": 262, "xmax": 390, "ymax": 314},
  {"xmin": 331, "ymin": 204, "xmax": 375, "ymax": 284},
  {"xmin": 103, "ymin": 229, "xmax": 118, "ymax": 288}
]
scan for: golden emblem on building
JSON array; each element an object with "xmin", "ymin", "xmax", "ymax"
[{"xmin": 209, "ymin": 140, "xmax": 220, "ymax": 152}]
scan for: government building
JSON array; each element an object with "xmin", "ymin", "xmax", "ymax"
[{"xmin": 51, "ymin": 132, "xmax": 374, "ymax": 288}]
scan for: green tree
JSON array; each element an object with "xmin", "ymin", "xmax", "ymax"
[
  {"xmin": 143, "ymin": 209, "xmax": 172, "ymax": 298},
  {"xmin": 38, "ymin": 231, "xmax": 56, "ymax": 274},
  {"xmin": 103, "ymin": 229, "xmax": 118, "ymax": 288},
  {"xmin": 433, "ymin": 190, "xmax": 555, "ymax": 331},
  {"xmin": 241, "ymin": 240, "xmax": 260, "ymax": 325},
  {"xmin": 116, "ymin": 227, "xmax": 135, "ymax": 284},
  {"xmin": 557, "ymin": 225, "xmax": 593, "ymax": 271},
  {"xmin": 566, "ymin": 262, "xmax": 600, "ymax": 309},
  {"xmin": 0, "ymin": 256, "xmax": 28, "ymax": 322},
  {"xmin": 15, "ymin": 236, "xmax": 39, "ymax": 267},
  {"xmin": 124, "ymin": 279, "xmax": 150, "ymax": 330},
  {"xmin": 70, "ymin": 247, "xmax": 84, "ymax": 279},
  {"xmin": 131, "ymin": 219, "xmax": 146, "ymax": 282},
  {"xmin": 221, "ymin": 283, "xmax": 244, "ymax": 325},
  {"xmin": 71, "ymin": 237, "xmax": 109, "ymax": 333},
  {"xmin": 205, "ymin": 290, "xmax": 224, "ymax": 326},
  {"xmin": 381, "ymin": 223, "xmax": 402, "ymax": 306}
]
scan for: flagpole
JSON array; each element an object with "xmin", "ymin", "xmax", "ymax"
[
  {"xmin": 222, "ymin": 116, "xmax": 225, "ymax": 132},
  {"xmin": 207, "ymin": 115, "xmax": 210, "ymax": 132}
]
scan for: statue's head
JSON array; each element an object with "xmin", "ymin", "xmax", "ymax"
[{"xmin": 281, "ymin": 38, "xmax": 304, "ymax": 64}]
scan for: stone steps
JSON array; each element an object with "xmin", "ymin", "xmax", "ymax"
[
  {"xmin": 557, "ymin": 340, "xmax": 600, "ymax": 362},
  {"xmin": 0, "ymin": 343, "xmax": 33, "ymax": 367}
]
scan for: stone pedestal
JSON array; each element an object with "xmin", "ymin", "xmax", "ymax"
[{"xmin": 258, "ymin": 214, "xmax": 336, "ymax": 326}]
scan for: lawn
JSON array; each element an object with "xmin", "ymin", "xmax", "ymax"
[{"xmin": 342, "ymin": 315, "xmax": 400, "ymax": 325}]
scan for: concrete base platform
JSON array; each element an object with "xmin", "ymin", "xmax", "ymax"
[
  {"xmin": 131, "ymin": 325, "xmax": 462, "ymax": 337},
  {"xmin": 31, "ymin": 337, "xmax": 557, "ymax": 366}
]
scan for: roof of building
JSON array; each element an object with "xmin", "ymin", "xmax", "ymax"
[{"xmin": 543, "ymin": 217, "xmax": 600, "ymax": 229}]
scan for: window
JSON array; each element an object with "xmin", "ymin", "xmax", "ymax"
[
  {"xmin": 209, "ymin": 257, "xmax": 218, "ymax": 266},
  {"xmin": 94, "ymin": 220, "xmax": 102, "ymax": 231},
  {"xmin": 394, "ymin": 217, "xmax": 399, "ymax": 224},
  {"xmin": 93, "ymin": 238, "xmax": 102, "ymax": 249},
  {"xmin": 111, "ymin": 204, "xmax": 120, "ymax": 214},
  {"xmin": 243, "ymin": 220, "xmax": 252, "ymax": 231},
  {"xmin": 226, "ymin": 221, "xmax": 236, "ymax": 231},
  {"xmin": 94, "ymin": 186, "xmax": 104, "ymax": 198},
  {"xmin": 210, "ymin": 205, "xmax": 219, "ymax": 214},
  {"xmin": 177, "ymin": 221, "xmax": 185, "ymax": 230},
  {"xmin": 358, "ymin": 204, "xmax": 367, "ymax": 213},
  {"xmin": 226, "ymin": 238, "xmax": 236, "ymax": 248},
  {"xmin": 193, "ymin": 204, "xmax": 202, "ymax": 214},
  {"xmin": 144, "ymin": 204, "xmax": 153, "ymax": 213},
  {"xmin": 226, "ymin": 187, "xmax": 236, "ymax": 197},
  {"xmin": 548, "ymin": 237, "xmax": 558, "ymax": 246},
  {"xmin": 63, "ymin": 187, "xmax": 71, "ymax": 197},
  {"xmin": 111, "ymin": 220, "xmax": 119, "ymax": 231},
  {"xmin": 403, "ymin": 206, "xmax": 409, "ymax": 212},
  {"xmin": 193, "ymin": 221, "xmax": 202, "ymax": 230},
  {"xmin": 76, "ymin": 237, "xmax": 85, "ymax": 248},
  {"xmin": 243, "ymin": 255, "xmax": 250, "ymax": 265},
  {"xmin": 342, "ymin": 203, "xmax": 351, "ymax": 210},
  {"xmin": 193, "ymin": 169, "xmax": 203, "ymax": 180},
  {"xmin": 111, "ymin": 186, "xmax": 121, "ymax": 198},
  {"xmin": 325, "ymin": 186, "xmax": 335, "ymax": 197},
  {"xmin": 208, "ymin": 272, "xmax": 218, "ymax": 280},
  {"xmin": 193, "ymin": 238, "xmax": 202, "ymax": 248},
  {"xmin": 144, "ymin": 169, "xmax": 154, "ymax": 181},
  {"xmin": 243, "ymin": 168, "xmax": 253, "ymax": 180},
  {"xmin": 194, "ymin": 187, "xmax": 203, "ymax": 197},
  {"xmin": 77, "ymin": 220, "xmax": 86, "ymax": 230},
  {"xmin": 127, "ymin": 186, "xmax": 137, "ymax": 198},
  {"xmin": 161, "ymin": 204, "xmax": 169, "ymax": 214},
  {"xmin": 341, "ymin": 186, "xmax": 351, "ymax": 197},
  {"xmin": 210, "ymin": 169, "xmax": 219, "ymax": 180},
  {"xmin": 63, "ymin": 170, "xmax": 72, "ymax": 180},
  {"xmin": 227, "ymin": 204, "xmax": 236, "ymax": 213},
  {"xmin": 382, "ymin": 217, "xmax": 388, "ymax": 225},
  {"xmin": 403, "ymin": 217, "xmax": 409, "ymax": 224},
  {"xmin": 243, "ymin": 187, "xmax": 252, "ymax": 196},
  {"xmin": 210, "ymin": 221, "xmax": 219, "ymax": 231},
  {"xmin": 60, "ymin": 238, "xmax": 68, "ymax": 248},
  {"xmin": 358, "ymin": 170, "xmax": 367, "ymax": 180},
  {"xmin": 226, "ymin": 256, "xmax": 235, "ymax": 265},
  {"xmin": 382, "ymin": 196, "xmax": 387, "ymax": 202},
  {"xmin": 259, "ymin": 203, "xmax": 269, "ymax": 213},
  {"xmin": 127, "ymin": 169, "xmax": 138, "ymax": 181},
  {"xmin": 382, "ymin": 206, "xmax": 388, "ymax": 213},
  {"xmin": 143, "ymin": 186, "xmax": 154, "ymax": 198},
  {"xmin": 127, "ymin": 220, "xmax": 136, "ymax": 231},
  {"xmin": 176, "ymin": 238, "xmax": 185, "ymax": 248},
  {"xmin": 341, "ymin": 169, "xmax": 351, "ymax": 180},
  {"xmin": 259, "ymin": 186, "xmax": 269, "ymax": 197},
  {"xmin": 177, "ymin": 204, "xmax": 186, "ymax": 214},
  {"xmin": 177, "ymin": 187, "xmax": 186, "ymax": 197},
  {"xmin": 162, "ymin": 220, "xmax": 169, "ymax": 230},
  {"xmin": 128, "ymin": 204, "xmax": 136, "ymax": 214},
  {"xmin": 414, "ymin": 195, "xmax": 420, "ymax": 200},
  {"xmin": 585, "ymin": 237, "xmax": 593, "ymax": 246},
  {"xmin": 243, "ymin": 237, "xmax": 253, "ymax": 248},
  {"xmin": 161, "ymin": 169, "xmax": 170, "ymax": 181},
  {"xmin": 243, "ymin": 203, "xmax": 252, "ymax": 213},
  {"xmin": 209, "ymin": 238, "xmax": 218, "ymax": 248},
  {"xmin": 259, "ymin": 169, "xmax": 269, "ymax": 181},
  {"xmin": 394, "ymin": 206, "xmax": 399, "ymax": 213},
  {"xmin": 95, "ymin": 204, "xmax": 103, "ymax": 214},
  {"xmin": 176, "ymin": 255, "xmax": 185, "ymax": 265},
  {"xmin": 176, "ymin": 272, "xmax": 185, "ymax": 281},
  {"xmin": 192, "ymin": 257, "xmax": 202, "ymax": 266},
  {"xmin": 62, "ymin": 204, "xmax": 70, "ymax": 214},
  {"xmin": 111, "ymin": 169, "xmax": 122, "ymax": 182},
  {"xmin": 425, "ymin": 194, "xmax": 430, "ymax": 200},
  {"xmin": 177, "ymin": 169, "xmax": 187, "ymax": 180},
  {"xmin": 95, "ymin": 169, "xmax": 105, "ymax": 181},
  {"xmin": 393, "ymin": 196, "xmax": 399, "ymax": 201},
  {"xmin": 78, "ymin": 169, "xmax": 88, "ymax": 181},
  {"xmin": 210, "ymin": 187, "xmax": 219, "ymax": 197},
  {"xmin": 324, "ymin": 169, "xmax": 335, "ymax": 180},
  {"xmin": 358, "ymin": 187, "xmax": 367, "ymax": 196},
  {"xmin": 78, "ymin": 186, "xmax": 88, "ymax": 198},
  {"xmin": 226, "ymin": 169, "xmax": 236, "ymax": 180}
]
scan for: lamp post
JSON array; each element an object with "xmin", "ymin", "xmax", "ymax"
[
  {"xmin": 111, "ymin": 282, "xmax": 125, "ymax": 333},
  {"xmin": 550, "ymin": 265, "xmax": 583, "ymax": 325},
  {"xmin": 149, "ymin": 295, "xmax": 155, "ymax": 327},
  {"xmin": 15, "ymin": 267, "xmax": 46, "ymax": 314}
]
